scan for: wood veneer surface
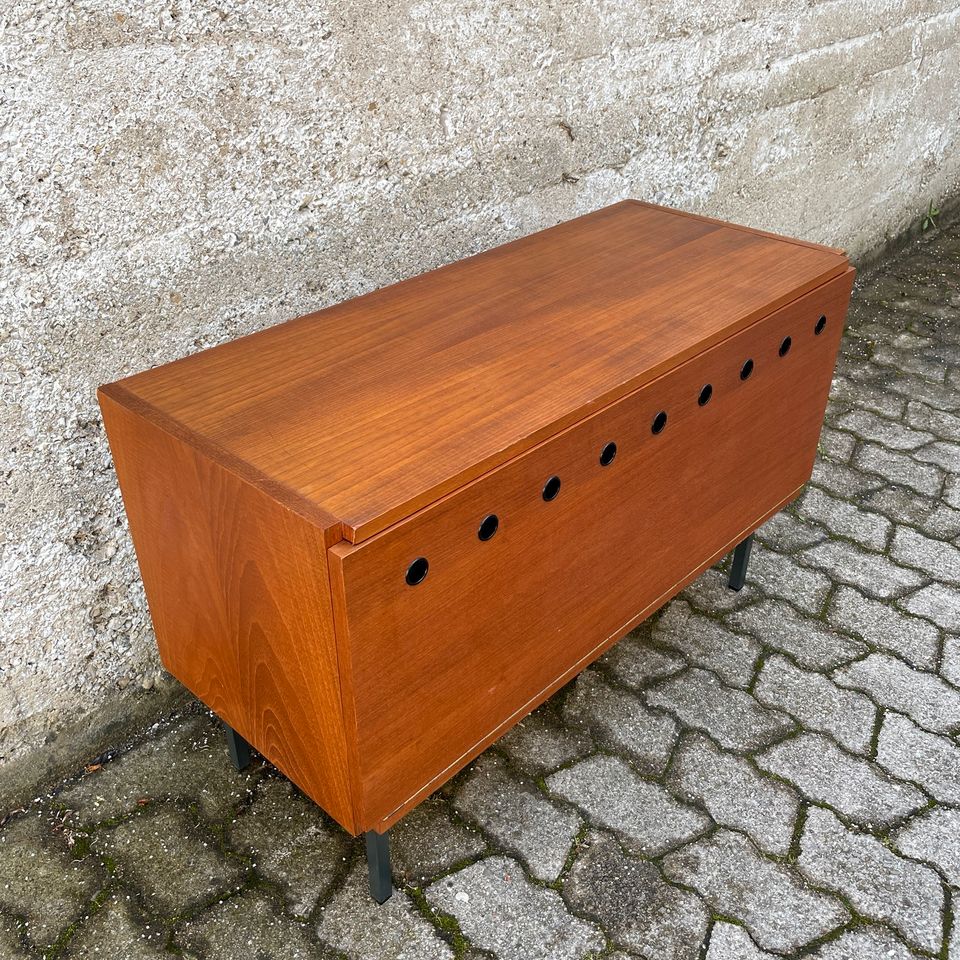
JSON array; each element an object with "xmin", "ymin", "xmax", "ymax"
[
  {"xmin": 330, "ymin": 269, "xmax": 854, "ymax": 829},
  {"xmin": 103, "ymin": 200, "xmax": 849, "ymax": 543},
  {"xmin": 98, "ymin": 392, "xmax": 359, "ymax": 832}
]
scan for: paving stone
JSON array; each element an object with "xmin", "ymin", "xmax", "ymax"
[
  {"xmin": 646, "ymin": 668, "xmax": 795, "ymax": 753},
  {"xmin": 809, "ymin": 458, "xmax": 885, "ymax": 500},
  {"xmin": 800, "ymin": 541, "xmax": 923, "ymax": 599},
  {"xmin": 888, "ymin": 374, "xmax": 960, "ymax": 413},
  {"xmin": 58, "ymin": 713, "xmax": 258, "ymax": 824},
  {"xmin": 864, "ymin": 484, "xmax": 960, "ymax": 541},
  {"xmin": 226, "ymin": 778, "xmax": 349, "ymax": 916},
  {"xmin": 798, "ymin": 806, "xmax": 944, "ymax": 954},
  {"xmin": 727, "ymin": 600, "xmax": 868, "ymax": 670},
  {"xmin": 651, "ymin": 600, "xmax": 761, "ymax": 689},
  {"xmin": 893, "ymin": 807, "xmax": 960, "ymax": 886},
  {"xmin": 662, "ymin": 830, "xmax": 848, "ymax": 953},
  {"xmin": 806, "ymin": 925, "xmax": 919, "ymax": 960},
  {"xmin": 318, "ymin": 862, "xmax": 452, "ymax": 960},
  {"xmin": 754, "ymin": 656, "xmax": 876, "ymax": 755},
  {"xmin": 828, "ymin": 585, "xmax": 939, "ymax": 669},
  {"xmin": 390, "ymin": 796, "xmax": 485, "ymax": 885},
  {"xmin": 93, "ymin": 805, "xmax": 243, "ymax": 918},
  {"xmin": 453, "ymin": 753, "xmax": 579, "ymax": 882},
  {"xmin": 756, "ymin": 733, "xmax": 924, "ymax": 828},
  {"xmin": 546, "ymin": 755, "xmax": 709, "ymax": 857},
  {"xmin": 834, "ymin": 408, "xmax": 933, "ymax": 449},
  {"xmin": 178, "ymin": 891, "xmax": 329, "ymax": 959},
  {"xmin": 876, "ymin": 712, "xmax": 960, "ymax": 804},
  {"xmin": 0, "ymin": 916, "xmax": 27, "ymax": 959},
  {"xmin": 755, "ymin": 511, "xmax": 828, "ymax": 553},
  {"xmin": 944, "ymin": 636, "xmax": 960, "ymax": 686},
  {"xmin": 0, "ymin": 812, "xmax": 101, "ymax": 949},
  {"xmin": 902, "ymin": 582, "xmax": 960, "ymax": 633},
  {"xmin": 563, "ymin": 833, "xmax": 708, "ymax": 959},
  {"xmin": 817, "ymin": 426, "xmax": 857, "ymax": 463},
  {"xmin": 598, "ymin": 632, "xmax": 685, "ymax": 690},
  {"xmin": 829, "ymin": 377, "xmax": 906, "ymax": 420},
  {"xmin": 915, "ymin": 439, "xmax": 960, "ymax": 472},
  {"xmin": 854, "ymin": 442, "xmax": 945, "ymax": 495},
  {"xmin": 907, "ymin": 400, "xmax": 960, "ymax": 442},
  {"xmin": 833, "ymin": 653, "xmax": 960, "ymax": 733},
  {"xmin": 745, "ymin": 547, "xmax": 832, "ymax": 615},
  {"xmin": 680, "ymin": 565, "xmax": 758, "ymax": 613},
  {"xmin": 668, "ymin": 734, "xmax": 799, "ymax": 855},
  {"xmin": 63, "ymin": 895, "xmax": 175, "ymax": 959},
  {"xmin": 705, "ymin": 922, "xmax": 775, "ymax": 959},
  {"xmin": 497, "ymin": 703, "xmax": 594, "ymax": 776},
  {"xmin": 562, "ymin": 670, "xmax": 677, "ymax": 776},
  {"xmin": 891, "ymin": 526, "xmax": 960, "ymax": 584},
  {"xmin": 796, "ymin": 487, "xmax": 892, "ymax": 550},
  {"xmin": 425, "ymin": 856, "xmax": 603, "ymax": 960},
  {"xmin": 947, "ymin": 474, "xmax": 960, "ymax": 510}
]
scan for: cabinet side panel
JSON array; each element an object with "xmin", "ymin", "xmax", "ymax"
[{"xmin": 98, "ymin": 390, "xmax": 356, "ymax": 833}]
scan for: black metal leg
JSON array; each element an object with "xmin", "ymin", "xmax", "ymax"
[
  {"xmin": 224, "ymin": 722, "xmax": 252, "ymax": 771},
  {"xmin": 365, "ymin": 830, "xmax": 392, "ymax": 903},
  {"xmin": 728, "ymin": 533, "xmax": 754, "ymax": 592}
]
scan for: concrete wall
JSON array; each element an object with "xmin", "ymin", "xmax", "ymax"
[{"xmin": 3, "ymin": 0, "xmax": 960, "ymax": 796}]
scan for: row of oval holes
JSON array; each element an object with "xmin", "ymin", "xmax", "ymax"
[{"xmin": 405, "ymin": 314, "xmax": 828, "ymax": 585}]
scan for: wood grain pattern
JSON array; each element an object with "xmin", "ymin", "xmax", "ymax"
[
  {"xmin": 98, "ymin": 390, "xmax": 358, "ymax": 832},
  {"xmin": 106, "ymin": 200, "xmax": 850, "ymax": 543},
  {"xmin": 329, "ymin": 269, "xmax": 854, "ymax": 830}
]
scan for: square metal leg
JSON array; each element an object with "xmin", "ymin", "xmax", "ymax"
[
  {"xmin": 365, "ymin": 830, "xmax": 392, "ymax": 903},
  {"xmin": 728, "ymin": 533, "xmax": 754, "ymax": 592},
  {"xmin": 223, "ymin": 722, "xmax": 252, "ymax": 771}
]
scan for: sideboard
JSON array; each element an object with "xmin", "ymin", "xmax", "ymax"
[{"xmin": 98, "ymin": 200, "xmax": 854, "ymax": 902}]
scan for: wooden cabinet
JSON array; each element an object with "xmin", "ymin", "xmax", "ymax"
[{"xmin": 98, "ymin": 200, "xmax": 853, "ymax": 899}]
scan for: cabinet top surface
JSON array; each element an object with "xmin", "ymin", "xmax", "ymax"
[{"xmin": 101, "ymin": 200, "xmax": 849, "ymax": 543}]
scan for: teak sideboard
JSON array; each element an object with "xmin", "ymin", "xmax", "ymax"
[{"xmin": 98, "ymin": 200, "xmax": 854, "ymax": 902}]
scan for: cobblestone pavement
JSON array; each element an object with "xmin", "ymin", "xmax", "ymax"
[{"xmin": 3, "ymin": 222, "xmax": 960, "ymax": 960}]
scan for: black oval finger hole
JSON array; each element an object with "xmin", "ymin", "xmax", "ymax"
[
  {"xmin": 478, "ymin": 514, "xmax": 499, "ymax": 541},
  {"xmin": 405, "ymin": 557, "xmax": 429, "ymax": 586},
  {"xmin": 740, "ymin": 358, "xmax": 755, "ymax": 380},
  {"xmin": 698, "ymin": 383, "xmax": 713, "ymax": 406},
  {"xmin": 542, "ymin": 475, "xmax": 562, "ymax": 501},
  {"xmin": 599, "ymin": 441, "xmax": 617, "ymax": 466},
  {"xmin": 651, "ymin": 410, "xmax": 668, "ymax": 434},
  {"xmin": 779, "ymin": 336, "xmax": 792, "ymax": 357},
  {"xmin": 815, "ymin": 315, "xmax": 827, "ymax": 335}
]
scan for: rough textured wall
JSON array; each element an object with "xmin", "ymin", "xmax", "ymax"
[{"xmin": 2, "ymin": 0, "xmax": 960, "ymax": 792}]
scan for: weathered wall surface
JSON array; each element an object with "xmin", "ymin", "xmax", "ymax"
[{"xmin": 2, "ymin": 0, "xmax": 960, "ymax": 795}]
